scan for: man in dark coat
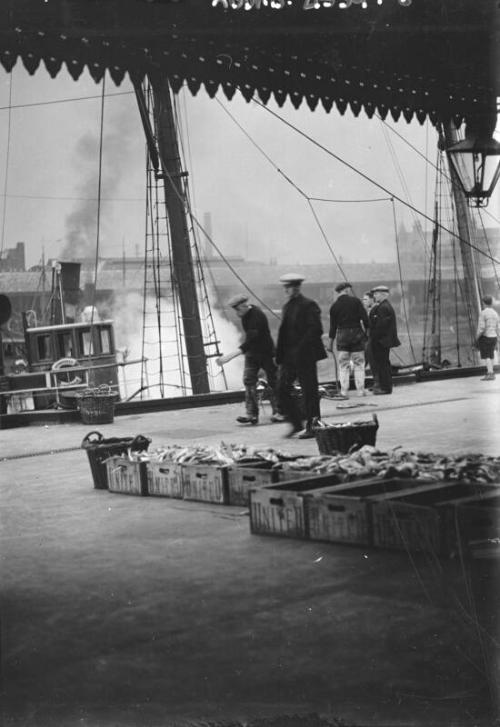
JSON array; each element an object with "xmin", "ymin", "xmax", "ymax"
[
  {"xmin": 368, "ymin": 285, "xmax": 400, "ymax": 395},
  {"xmin": 276, "ymin": 273, "xmax": 327, "ymax": 438},
  {"xmin": 216, "ymin": 293, "xmax": 284, "ymax": 425}
]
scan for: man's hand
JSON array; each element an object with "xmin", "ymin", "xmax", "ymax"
[{"xmin": 216, "ymin": 351, "xmax": 239, "ymax": 366}]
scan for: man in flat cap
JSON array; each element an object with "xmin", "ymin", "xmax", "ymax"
[
  {"xmin": 368, "ymin": 285, "xmax": 400, "ymax": 395},
  {"xmin": 216, "ymin": 293, "xmax": 283, "ymax": 425},
  {"xmin": 275, "ymin": 273, "xmax": 327, "ymax": 438},
  {"xmin": 327, "ymin": 282, "xmax": 369, "ymax": 399}
]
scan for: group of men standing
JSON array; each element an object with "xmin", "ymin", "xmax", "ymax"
[
  {"xmin": 328, "ymin": 281, "xmax": 400, "ymax": 399},
  {"xmin": 216, "ymin": 274, "xmax": 400, "ymax": 439}
]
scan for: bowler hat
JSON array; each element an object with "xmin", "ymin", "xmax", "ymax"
[
  {"xmin": 279, "ymin": 273, "xmax": 305, "ymax": 285},
  {"xmin": 227, "ymin": 293, "xmax": 249, "ymax": 308},
  {"xmin": 371, "ymin": 285, "xmax": 389, "ymax": 293}
]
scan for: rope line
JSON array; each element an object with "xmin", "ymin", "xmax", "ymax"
[
  {"xmin": 0, "ymin": 73, "xmax": 13, "ymax": 259},
  {"xmin": 215, "ymin": 95, "xmax": 374, "ymax": 280},
  {"xmin": 376, "ymin": 112, "xmax": 448, "ymax": 182},
  {"xmin": 149, "ymin": 99, "xmax": 281, "ymax": 318},
  {"xmin": 0, "ymin": 90, "xmax": 133, "ymax": 112},
  {"xmin": 251, "ymin": 97, "xmax": 500, "ymax": 267},
  {"xmin": 477, "ymin": 209, "xmax": 500, "ymax": 292},
  {"xmin": 379, "ymin": 118, "xmax": 430, "ymax": 257},
  {"xmin": 87, "ymin": 73, "xmax": 107, "ymax": 383},
  {"xmin": 391, "ymin": 199, "xmax": 417, "ymax": 363},
  {"xmin": 309, "ymin": 195, "xmax": 391, "ymax": 203}
]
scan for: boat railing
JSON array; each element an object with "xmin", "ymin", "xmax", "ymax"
[{"xmin": 0, "ymin": 357, "xmax": 148, "ymax": 411}]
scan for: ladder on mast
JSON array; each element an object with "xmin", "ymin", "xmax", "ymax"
[{"xmin": 134, "ymin": 76, "xmax": 227, "ymax": 398}]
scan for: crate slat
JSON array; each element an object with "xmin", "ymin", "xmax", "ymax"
[
  {"xmin": 371, "ymin": 482, "xmax": 496, "ymax": 554},
  {"xmin": 147, "ymin": 461, "xmax": 183, "ymax": 498},
  {"xmin": 227, "ymin": 466, "xmax": 278, "ymax": 507},
  {"xmin": 106, "ymin": 457, "xmax": 148, "ymax": 496},
  {"xmin": 181, "ymin": 464, "xmax": 229, "ymax": 504}
]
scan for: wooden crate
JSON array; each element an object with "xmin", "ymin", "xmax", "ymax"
[
  {"xmin": 106, "ymin": 456, "xmax": 148, "ymax": 496},
  {"xmin": 442, "ymin": 490, "xmax": 500, "ymax": 556},
  {"xmin": 371, "ymin": 482, "xmax": 496, "ymax": 555},
  {"xmin": 306, "ymin": 477, "xmax": 420, "ymax": 547},
  {"xmin": 181, "ymin": 464, "xmax": 229, "ymax": 504},
  {"xmin": 147, "ymin": 461, "xmax": 183, "ymax": 498},
  {"xmin": 249, "ymin": 473, "xmax": 340, "ymax": 538},
  {"xmin": 227, "ymin": 465, "xmax": 278, "ymax": 507}
]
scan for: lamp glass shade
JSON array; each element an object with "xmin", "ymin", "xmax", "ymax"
[{"xmin": 447, "ymin": 137, "xmax": 500, "ymax": 207}]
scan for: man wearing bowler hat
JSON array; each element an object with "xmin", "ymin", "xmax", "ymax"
[
  {"xmin": 216, "ymin": 293, "xmax": 283, "ymax": 425},
  {"xmin": 368, "ymin": 285, "xmax": 400, "ymax": 395},
  {"xmin": 275, "ymin": 273, "xmax": 327, "ymax": 438}
]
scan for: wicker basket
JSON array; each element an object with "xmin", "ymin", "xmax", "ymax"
[
  {"xmin": 79, "ymin": 385, "xmax": 118, "ymax": 425},
  {"xmin": 81, "ymin": 430, "xmax": 151, "ymax": 489},
  {"xmin": 315, "ymin": 414, "xmax": 379, "ymax": 455}
]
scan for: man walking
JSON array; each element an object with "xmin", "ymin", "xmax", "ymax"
[
  {"xmin": 327, "ymin": 282, "xmax": 369, "ymax": 399},
  {"xmin": 216, "ymin": 293, "xmax": 284, "ymax": 425},
  {"xmin": 275, "ymin": 273, "xmax": 327, "ymax": 438},
  {"xmin": 368, "ymin": 285, "xmax": 400, "ymax": 395}
]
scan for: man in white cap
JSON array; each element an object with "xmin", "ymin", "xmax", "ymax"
[
  {"xmin": 275, "ymin": 273, "xmax": 327, "ymax": 438},
  {"xmin": 368, "ymin": 285, "xmax": 400, "ymax": 395},
  {"xmin": 216, "ymin": 293, "xmax": 284, "ymax": 425}
]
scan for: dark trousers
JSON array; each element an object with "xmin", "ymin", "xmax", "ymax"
[
  {"xmin": 277, "ymin": 360, "xmax": 321, "ymax": 430},
  {"xmin": 243, "ymin": 353, "xmax": 279, "ymax": 418},
  {"xmin": 365, "ymin": 340, "xmax": 378, "ymax": 386},
  {"xmin": 370, "ymin": 341, "xmax": 392, "ymax": 393}
]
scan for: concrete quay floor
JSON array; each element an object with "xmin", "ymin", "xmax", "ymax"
[{"xmin": 1, "ymin": 375, "xmax": 499, "ymax": 727}]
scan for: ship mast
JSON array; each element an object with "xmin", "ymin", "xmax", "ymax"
[
  {"xmin": 137, "ymin": 73, "xmax": 210, "ymax": 395},
  {"xmin": 443, "ymin": 121, "xmax": 483, "ymax": 344}
]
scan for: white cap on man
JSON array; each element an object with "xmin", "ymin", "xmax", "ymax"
[
  {"xmin": 371, "ymin": 285, "xmax": 389, "ymax": 293},
  {"xmin": 279, "ymin": 273, "xmax": 305, "ymax": 285}
]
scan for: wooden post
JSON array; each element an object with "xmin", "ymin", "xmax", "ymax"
[{"xmin": 147, "ymin": 73, "xmax": 210, "ymax": 394}]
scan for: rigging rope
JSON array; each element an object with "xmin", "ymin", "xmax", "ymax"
[
  {"xmin": 391, "ymin": 198, "xmax": 417, "ymax": 363},
  {"xmin": 477, "ymin": 209, "xmax": 500, "ymax": 292},
  {"xmin": 0, "ymin": 90, "xmax": 133, "ymax": 112},
  {"xmin": 172, "ymin": 90, "xmax": 228, "ymax": 390},
  {"xmin": 309, "ymin": 195, "xmax": 390, "ymax": 203},
  {"xmin": 379, "ymin": 119, "xmax": 429, "ymax": 259},
  {"xmin": 0, "ymin": 72, "xmax": 13, "ymax": 259},
  {"xmin": 215, "ymin": 95, "xmax": 391, "ymax": 283},
  {"xmin": 376, "ymin": 113, "xmax": 446, "ymax": 182},
  {"xmin": 306, "ymin": 199, "xmax": 348, "ymax": 280},
  {"xmin": 87, "ymin": 73, "xmax": 106, "ymax": 384},
  {"xmin": 251, "ymin": 97, "xmax": 500, "ymax": 268},
  {"xmin": 451, "ymin": 224, "xmax": 462, "ymax": 367}
]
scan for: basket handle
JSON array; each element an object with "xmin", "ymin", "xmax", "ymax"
[
  {"xmin": 81, "ymin": 430, "xmax": 103, "ymax": 448},
  {"xmin": 131, "ymin": 434, "xmax": 151, "ymax": 451}
]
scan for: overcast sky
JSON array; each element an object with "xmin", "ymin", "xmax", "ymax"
[{"xmin": 0, "ymin": 63, "xmax": 497, "ymax": 272}]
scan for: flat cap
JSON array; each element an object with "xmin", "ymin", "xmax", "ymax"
[
  {"xmin": 227, "ymin": 293, "xmax": 249, "ymax": 308},
  {"xmin": 279, "ymin": 273, "xmax": 305, "ymax": 285},
  {"xmin": 371, "ymin": 285, "xmax": 389, "ymax": 293},
  {"xmin": 335, "ymin": 282, "xmax": 352, "ymax": 293}
]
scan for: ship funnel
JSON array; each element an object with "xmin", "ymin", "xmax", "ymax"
[{"xmin": 59, "ymin": 262, "xmax": 81, "ymax": 321}]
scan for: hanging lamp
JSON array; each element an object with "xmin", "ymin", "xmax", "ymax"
[{"xmin": 446, "ymin": 111, "xmax": 500, "ymax": 208}]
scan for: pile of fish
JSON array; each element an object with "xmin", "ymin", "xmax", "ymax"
[
  {"xmin": 278, "ymin": 445, "xmax": 500, "ymax": 485},
  {"xmin": 116, "ymin": 442, "xmax": 500, "ymax": 485}
]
